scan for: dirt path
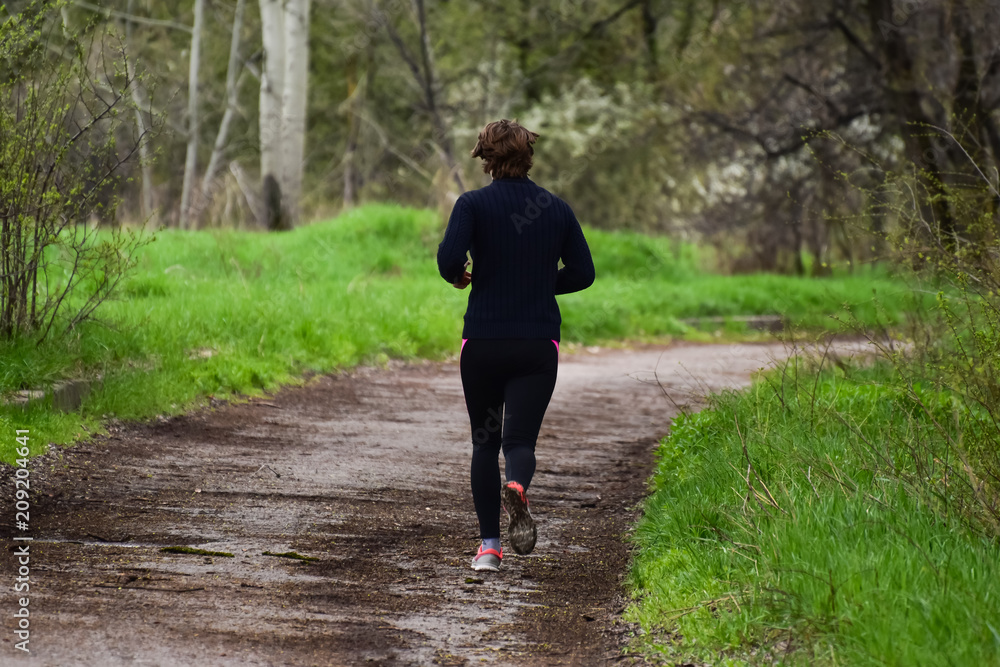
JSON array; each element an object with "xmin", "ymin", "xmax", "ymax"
[{"xmin": 2, "ymin": 342, "xmax": 797, "ymax": 666}]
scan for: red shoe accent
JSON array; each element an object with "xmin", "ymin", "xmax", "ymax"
[
  {"xmin": 505, "ymin": 481, "xmax": 528, "ymax": 506},
  {"xmin": 475, "ymin": 546, "xmax": 503, "ymax": 560}
]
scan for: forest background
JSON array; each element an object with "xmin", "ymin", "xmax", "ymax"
[{"xmin": 11, "ymin": 0, "xmax": 999, "ymax": 272}]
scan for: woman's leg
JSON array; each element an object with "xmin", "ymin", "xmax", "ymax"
[
  {"xmin": 460, "ymin": 340, "xmax": 505, "ymax": 539},
  {"xmin": 501, "ymin": 340, "xmax": 558, "ymax": 489}
]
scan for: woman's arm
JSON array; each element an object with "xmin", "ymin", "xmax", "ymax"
[
  {"xmin": 555, "ymin": 210, "xmax": 595, "ymax": 295},
  {"xmin": 437, "ymin": 197, "xmax": 474, "ymax": 285}
]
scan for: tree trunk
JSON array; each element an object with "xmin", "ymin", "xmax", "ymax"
[
  {"xmin": 952, "ymin": 0, "xmax": 1000, "ymax": 231},
  {"xmin": 259, "ymin": 0, "xmax": 286, "ymax": 230},
  {"xmin": 343, "ymin": 53, "xmax": 360, "ymax": 208},
  {"xmin": 279, "ymin": 0, "xmax": 311, "ymax": 228},
  {"xmin": 125, "ymin": 0, "xmax": 154, "ymax": 222},
  {"xmin": 953, "ymin": 1, "xmax": 984, "ymax": 165},
  {"xmin": 200, "ymin": 0, "xmax": 247, "ymax": 222},
  {"xmin": 179, "ymin": 0, "xmax": 205, "ymax": 229},
  {"xmin": 382, "ymin": 2, "xmax": 464, "ymax": 194},
  {"xmin": 640, "ymin": 0, "xmax": 658, "ymax": 82},
  {"xmin": 60, "ymin": 6, "xmax": 71, "ymax": 37},
  {"xmin": 867, "ymin": 0, "xmax": 955, "ymax": 244},
  {"xmin": 413, "ymin": 0, "xmax": 464, "ymax": 193}
]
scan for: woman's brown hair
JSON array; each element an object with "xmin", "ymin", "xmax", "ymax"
[{"xmin": 470, "ymin": 119, "xmax": 540, "ymax": 179}]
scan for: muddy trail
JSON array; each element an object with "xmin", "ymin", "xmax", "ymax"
[{"xmin": 2, "ymin": 342, "xmax": 799, "ymax": 666}]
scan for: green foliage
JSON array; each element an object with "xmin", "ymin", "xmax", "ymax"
[
  {"xmin": 0, "ymin": 204, "xmax": 911, "ymax": 460},
  {"xmin": 630, "ymin": 360, "xmax": 1000, "ymax": 665},
  {"xmin": 0, "ymin": 1, "xmax": 150, "ymax": 341},
  {"xmin": 22, "ymin": 0, "xmax": 995, "ymax": 283}
]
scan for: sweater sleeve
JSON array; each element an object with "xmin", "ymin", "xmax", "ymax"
[
  {"xmin": 555, "ymin": 208, "xmax": 596, "ymax": 295},
  {"xmin": 437, "ymin": 196, "xmax": 473, "ymax": 284}
]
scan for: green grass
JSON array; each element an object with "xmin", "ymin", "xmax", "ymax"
[
  {"xmin": 0, "ymin": 203, "xmax": 912, "ymax": 460},
  {"xmin": 629, "ymin": 361, "xmax": 1000, "ymax": 665}
]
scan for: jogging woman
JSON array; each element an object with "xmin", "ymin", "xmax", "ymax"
[{"xmin": 437, "ymin": 119, "xmax": 595, "ymax": 572}]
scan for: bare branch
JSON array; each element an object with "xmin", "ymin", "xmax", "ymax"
[{"xmin": 71, "ymin": 0, "xmax": 192, "ymax": 33}]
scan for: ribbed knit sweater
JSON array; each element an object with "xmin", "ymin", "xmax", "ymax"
[{"xmin": 437, "ymin": 176, "xmax": 595, "ymax": 341}]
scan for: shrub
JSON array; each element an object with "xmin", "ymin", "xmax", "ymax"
[{"xmin": 0, "ymin": 1, "xmax": 152, "ymax": 342}]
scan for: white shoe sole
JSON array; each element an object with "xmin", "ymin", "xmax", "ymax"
[{"xmin": 471, "ymin": 555, "xmax": 501, "ymax": 572}]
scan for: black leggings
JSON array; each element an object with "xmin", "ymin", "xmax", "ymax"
[{"xmin": 460, "ymin": 338, "xmax": 559, "ymax": 539}]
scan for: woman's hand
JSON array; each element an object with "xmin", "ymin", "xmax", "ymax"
[{"xmin": 453, "ymin": 261, "xmax": 472, "ymax": 289}]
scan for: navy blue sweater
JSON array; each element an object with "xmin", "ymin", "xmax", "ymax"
[{"xmin": 437, "ymin": 177, "xmax": 595, "ymax": 341}]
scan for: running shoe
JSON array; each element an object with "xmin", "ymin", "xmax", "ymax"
[
  {"xmin": 471, "ymin": 545, "xmax": 502, "ymax": 571},
  {"xmin": 501, "ymin": 481, "xmax": 537, "ymax": 555}
]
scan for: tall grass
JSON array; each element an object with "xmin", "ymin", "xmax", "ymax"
[
  {"xmin": 629, "ymin": 357, "xmax": 1000, "ymax": 665},
  {"xmin": 629, "ymin": 136, "xmax": 1000, "ymax": 664},
  {"xmin": 0, "ymin": 204, "xmax": 910, "ymax": 460}
]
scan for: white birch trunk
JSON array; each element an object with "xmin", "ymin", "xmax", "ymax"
[
  {"xmin": 259, "ymin": 0, "xmax": 286, "ymax": 229},
  {"xmin": 60, "ymin": 6, "xmax": 71, "ymax": 36},
  {"xmin": 201, "ymin": 0, "xmax": 246, "ymax": 206},
  {"xmin": 179, "ymin": 0, "xmax": 205, "ymax": 228},
  {"xmin": 126, "ymin": 0, "xmax": 154, "ymax": 221},
  {"xmin": 279, "ymin": 0, "xmax": 311, "ymax": 226}
]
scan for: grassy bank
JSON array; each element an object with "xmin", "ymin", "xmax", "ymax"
[
  {"xmin": 1, "ymin": 204, "xmax": 910, "ymax": 460},
  {"xmin": 629, "ymin": 359, "xmax": 1000, "ymax": 665}
]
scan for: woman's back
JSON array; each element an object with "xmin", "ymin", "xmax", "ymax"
[{"xmin": 437, "ymin": 176, "xmax": 594, "ymax": 341}]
